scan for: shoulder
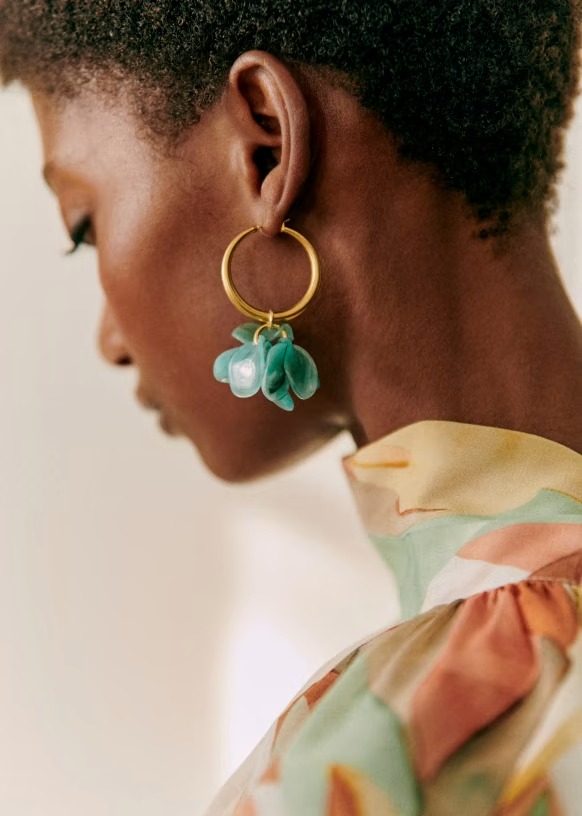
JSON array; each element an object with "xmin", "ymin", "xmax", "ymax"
[{"xmin": 225, "ymin": 578, "xmax": 581, "ymax": 815}]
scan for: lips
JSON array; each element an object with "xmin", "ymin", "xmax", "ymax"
[
  {"xmin": 135, "ymin": 387, "xmax": 161, "ymax": 412},
  {"xmin": 158, "ymin": 411, "xmax": 177, "ymax": 435},
  {"xmin": 135, "ymin": 385, "xmax": 180, "ymax": 436}
]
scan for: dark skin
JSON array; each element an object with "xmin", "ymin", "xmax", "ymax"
[{"xmin": 32, "ymin": 51, "xmax": 582, "ymax": 482}]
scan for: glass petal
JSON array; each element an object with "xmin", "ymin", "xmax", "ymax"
[
  {"xmin": 263, "ymin": 340, "xmax": 289, "ymax": 395},
  {"xmin": 284, "ymin": 344, "xmax": 320, "ymax": 399},
  {"xmin": 274, "ymin": 323, "xmax": 295, "ymax": 342},
  {"xmin": 232, "ymin": 323, "xmax": 259, "ymax": 344},
  {"xmin": 232, "ymin": 323, "xmax": 279, "ymax": 344},
  {"xmin": 270, "ymin": 383, "xmax": 295, "ymax": 412},
  {"xmin": 213, "ymin": 348, "xmax": 237, "ymax": 383},
  {"xmin": 262, "ymin": 340, "xmax": 294, "ymax": 411},
  {"xmin": 228, "ymin": 337, "xmax": 267, "ymax": 397}
]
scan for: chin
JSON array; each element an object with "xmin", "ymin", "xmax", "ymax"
[
  {"xmin": 188, "ymin": 422, "xmax": 343, "ymax": 484},
  {"xmin": 193, "ymin": 441, "xmax": 291, "ymax": 484}
]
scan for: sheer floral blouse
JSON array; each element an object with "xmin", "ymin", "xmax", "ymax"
[{"xmin": 205, "ymin": 420, "xmax": 582, "ymax": 816}]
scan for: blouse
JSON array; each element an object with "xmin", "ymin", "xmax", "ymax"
[{"xmin": 205, "ymin": 420, "xmax": 582, "ymax": 815}]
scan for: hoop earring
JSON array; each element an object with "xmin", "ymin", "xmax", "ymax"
[{"xmin": 213, "ymin": 223, "xmax": 320, "ymax": 412}]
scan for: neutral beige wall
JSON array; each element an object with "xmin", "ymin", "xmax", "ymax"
[
  {"xmin": 0, "ymin": 88, "xmax": 395, "ymax": 815},
  {"xmin": 0, "ymin": 85, "xmax": 580, "ymax": 816}
]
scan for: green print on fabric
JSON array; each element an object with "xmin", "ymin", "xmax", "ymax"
[
  {"xmin": 370, "ymin": 488, "xmax": 582, "ymax": 619},
  {"xmin": 213, "ymin": 322, "xmax": 319, "ymax": 411},
  {"xmin": 280, "ymin": 655, "xmax": 422, "ymax": 816},
  {"xmin": 206, "ymin": 422, "xmax": 582, "ymax": 814},
  {"xmin": 528, "ymin": 793, "xmax": 550, "ymax": 816}
]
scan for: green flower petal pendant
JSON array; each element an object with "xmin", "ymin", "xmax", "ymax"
[{"xmin": 213, "ymin": 322, "xmax": 320, "ymax": 411}]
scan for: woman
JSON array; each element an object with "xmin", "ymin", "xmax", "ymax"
[{"xmin": 1, "ymin": 1, "xmax": 582, "ymax": 813}]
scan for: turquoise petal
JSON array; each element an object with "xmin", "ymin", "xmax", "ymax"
[
  {"xmin": 262, "ymin": 340, "xmax": 295, "ymax": 411},
  {"xmin": 263, "ymin": 340, "xmax": 288, "ymax": 394},
  {"xmin": 270, "ymin": 383, "xmax": 295, "ymax": 412},
  {"xmin": 275, "ymin": 323, "xmax": 295, "ymax": 342},
  {"xmin": 231, "ymin": 323, "xmax": 259, "ymax": 344},
  {"xmin": 228, "ymin": 337, "xmax": 268, "ymax": 397},
  {"xmin": 284, "ymin": 343, "xmax": 320, "ymax": 399},
  {"xmin": 213, "ymin": 348, "xmax": 237, "ymax": 383},
  {"xmin": 232, "ymin": 323, "xmax": 279, "ymax": 344}
]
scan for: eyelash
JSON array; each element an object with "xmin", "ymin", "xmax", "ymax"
[{"xmin": 66, "ymin": 217, "xmax": 93, "ymax": 255}]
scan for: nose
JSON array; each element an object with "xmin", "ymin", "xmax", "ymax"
[{"xmin": 98, "ymin": 304, "xmax": 133, "ymax": 366}]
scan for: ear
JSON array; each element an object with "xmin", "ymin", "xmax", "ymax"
[{"xmin": 225, "ymin": 50, "xmax": 311, "ymax": 237}]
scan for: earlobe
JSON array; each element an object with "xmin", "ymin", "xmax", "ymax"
[{"xmin": 226, "ymin": 51, "xmax": 311, "ymax": 236}]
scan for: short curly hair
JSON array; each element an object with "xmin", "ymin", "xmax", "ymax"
[{"xmin": 1, "ymin": 1, "xmax": 581, "ymax": 229}]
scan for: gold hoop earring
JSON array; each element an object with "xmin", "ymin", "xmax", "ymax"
[
  {"xmin": 221, "ymin": 224, "xmax": 320, "ymax": 323},
  {"xmin": 213, "ymin": 222, "xmax": 321, "ymax": 412}
]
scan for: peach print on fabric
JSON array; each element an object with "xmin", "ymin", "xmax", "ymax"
[
  {"xmin": 325, "ymin": 766, "xmax": 399, "ymax": 815},
  {"xmin": 531, "ymin": 552, "xmax": 582, "ymax": 585},
  {"xmin": 459, "ymin": 522, "xmax": 582, "ymax": 574},
  {"xmin": 410, "ymin": 582, "xmax": 577, "ymax": 781},
  {"xmin": 205, "ymin": 421, "xmax": 582, "ymax": 816},
  {"xmin": 495, "ymin": 774, "xmax": 564, "ymax": 816}
]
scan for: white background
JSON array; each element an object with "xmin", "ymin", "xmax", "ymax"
[{"xmin": 0, "ymin": 86, "xmax": 580, "ymax": 815}]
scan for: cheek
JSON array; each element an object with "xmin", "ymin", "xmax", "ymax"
[
  {"xmin": 95, "ymin": 182, "xmax": 239, "ymax": 407},
  {"xmin": 90, "ymin": 170, "xmax": 332, "ymax": 477}
]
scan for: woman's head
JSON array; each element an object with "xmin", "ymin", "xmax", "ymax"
[
  {"xmin": 1, "ymin": 1, "xmax": 581, "ymax": 480},
  {"xmin": 2, "ymin": 1, "xmax": 581, "ymax": 217}
]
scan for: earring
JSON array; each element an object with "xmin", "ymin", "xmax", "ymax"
[{"xmin": 213, "ymin": 223, "xmax": 320, "ymax": 412}]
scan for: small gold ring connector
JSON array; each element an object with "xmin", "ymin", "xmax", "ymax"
[
  {"xmin": 252, "ymin": 320, "xmax": 289, "ymax": 345},
  {"xmin": 253, "ymin": 322, "xmax": 278, "ymax": 344}
]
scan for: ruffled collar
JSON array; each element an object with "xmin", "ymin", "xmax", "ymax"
[{"xmin": 344, "ymin": 420, "xmax": 582, "ymax": 619}]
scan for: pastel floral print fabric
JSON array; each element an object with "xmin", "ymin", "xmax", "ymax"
[
  {"xmin": 205, "ymin": 421, "xmax": 582, "ymax": 816},
  {"xmin": 213, "ymin": 323, "xmax": 320, "ymax": 411}
]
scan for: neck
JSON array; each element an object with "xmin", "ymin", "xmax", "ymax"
[
  {"xmin": 294, "ymin": 81, "xmax": 582, "ymax": 456},
  {"xmin": 345, "ymin": 201, "xmax": 582, "ymax": 451},
  {"xmin": 310, "ymin": 123, "xmax": 582, "ymax": 453}
]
